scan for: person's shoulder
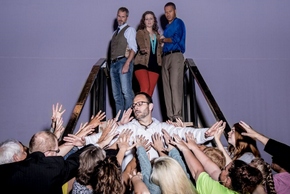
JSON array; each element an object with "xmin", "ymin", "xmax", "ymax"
[
  {"xmin": 126, "ymin": 25, "xmax": 136, "ymax": 31},
  {"xmin": 137, "ymin": 29, "xmax": 147, "ymax": 34},
  {"xmin": 175, "ymin": 18, "xmax": 185, "ymax": 25}
]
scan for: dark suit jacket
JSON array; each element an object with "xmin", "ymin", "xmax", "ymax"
[
  {"xmin": 264, "ymin": 138, "xmax": 290, "ymax": 172},
  {"xmin": 0, "ymin": 144, "xmax": 93, "ymax": 194}
]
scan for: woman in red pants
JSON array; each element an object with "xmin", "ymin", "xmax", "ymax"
[{"xmin": 134, "ymin": 11, "xmax": 162, "ymax": 97}]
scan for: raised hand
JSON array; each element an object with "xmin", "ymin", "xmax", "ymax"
[
  {"xmin": 135, "ymin": 135, "xmax": 151, "ymax": 151},
  {"xmin": 53, "ymin": 117, "xmax": 65, "ymax": 140},
  {"xmin": 151, "ymin": 133, "xmax": 166, "ymax": 156},
  {"xmin": 175, "ymin": 118, "xmax": 184, "ymax": 127},
  {"xmin": 239, "ymin": 121, "xmax": 260, "ymax": 140},
  {"xmin": 185, "ymin": 132, "xmax": 198, "ymax": 148},
  {"xmin": 161, "ymin": 129, "xmax": 175, "ymax": 151},
  {"xmin": 117, "ymin": 129, "xmax": 135, "ymax": 151},
  {"xmin": 118, "ymin": 108, "xmax": 134, "ymax": 125},
  {"xmin": 75, "ymin": 122, "xmax": 95, "ymax": 137},
  {"xmin": 171, "ymin": 134, "xmax": 190, "ymax": 152},
  {"xmin": 63, "ymin": 133, "xmax": 85, "ymax": 147},
  {"xmin": 98, "ymin": 119, "xmax": 118, "ymax": 143},
  {"xmin": 97, "ymin": 119, "xmax": 119, "ymax": 149},
  {"xmin": 205, "ymin": 120, "xmax": 225, "ymax": 138},
  {"xmin": 166, "ymin": 118, "xmax": 184, "ymax": 127},
  {"xmin": 214, "ymin": 122, "xmax": 226, "ymax": 141},
  {"xmin": 51, "ymin": 103, "xmax": 66, "ymax": 122},
  {"xmin": 88, "ymin": 110, "xmax": 106, "ymax": 129}
]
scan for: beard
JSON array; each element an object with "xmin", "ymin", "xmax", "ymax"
[
  {"xmin": 118, "ymin": 20, "xmax": 125, "ymax": 26},
  {"xmin": 134, "ymin": 108, "xmax": 149, "ymax": 120}
]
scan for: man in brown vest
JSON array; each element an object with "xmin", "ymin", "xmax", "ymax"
[{"xmin": 110, "ymin": 7, "xmax": 137, "ymax": 121}]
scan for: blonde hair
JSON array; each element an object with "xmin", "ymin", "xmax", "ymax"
[
  {"xmin": 150, "ymin": 156, "xmax": 197, "ymax": 194},
  {"xmin": 203, "ymin": 147, "xmax": 226, "ymax": 169}
]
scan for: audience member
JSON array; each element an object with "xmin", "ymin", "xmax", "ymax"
[
  {"xmin": 134, "ymin": 10, "xmax": 162, "ymax": 96},
  {"xmin": 240, "ymin": 120, "xmax": 290, "ymax": 194},
  {"xmin": 71, "ymin": 146, "xmax": 106, "ymax": 194},
  {"xmin": 90, "ymin": 156, "xmax": 124, "ymax": 194},
  {"xmin": 0, "ymin": 130, "xmax": 92, "ymax": 194},
  {"xmin": 160, "ymin": 2, "xmax": 186, "ymax": 121},
  {"xmin": 172, "ymin": 132, "xmax": 263, "ymax": 194},
  {"xmin": 135, "ymin": 133, "xmax": 196, "ymax": 194},
  {"xmin": 215, "ymin": 121, "xmax": 261, "ymax": 164},
  {"xmin": 0, "ymin": 139, "xmax": 28, "ymax": 164},
  {"xmin": 109, "ymin": 6, "xmax": 137, "ymax": 120},
  {"xmin": 250, "ymin": 157, "xmax": 276, "ymax": 194},
  {"xmin": 203, "ymin": 146, "xmax": 226, "ymax": 170}
]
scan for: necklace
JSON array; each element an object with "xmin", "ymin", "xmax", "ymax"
[
  {"xmin": 139, "ymin": 120, "xmax": 153, "ymax": 129},
  {"xmin": 150, "ymin": 33, "xmax": 156, "ymax": 54}
]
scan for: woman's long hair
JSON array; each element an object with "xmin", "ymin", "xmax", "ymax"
[
  {"xmin": 228, "ymin": 123, "xmax": 261, "ymax": 160},
  {"xmin": 91, "ymin": 156, "xmax": 123, "ymax": 194},
  {"xmin": 137, "ymin": 11, "xmax": 159, "ymax": 33},
  {"xmin": 76, "ymin": 146, "xmax": 105, "ymax": 185},
  {"xmin": 150, "ymin": 156, "xmax": 197, "ymax": 194}
]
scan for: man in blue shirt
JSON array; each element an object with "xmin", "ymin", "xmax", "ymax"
[{"xmin": 160, "ymin": 2, "xmax": 186, "ymax": 121}]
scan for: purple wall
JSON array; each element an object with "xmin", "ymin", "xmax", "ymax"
[{"xmin": 1, "ymin": 0, "xmax": 290, "ymax": 165}]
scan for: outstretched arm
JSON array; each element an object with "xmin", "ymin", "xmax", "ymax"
[
  {"xmin": 240, "ymin": 120, "xmax": 290, "ymax": 159},
  {"xmin": 214, "ymin": 122, "xmax": 232, "ymax": 166},
  {"xmin": 240, "ymin": 121, "xmax": 269, "ymax": 145},
  {"xmin": 171, "ymin": 134, "xmax": 204, "ymax": 181},
  {"xmin": 129, "ymin": 170, "xmax": 150, "ymax": 194},
  {"xmin": 180, "ymin": 133, "xmax": 221, "ymax": 181},
  {"xmin": 135, "ymin": 135, "xmax": 161, "ymax": 194}
]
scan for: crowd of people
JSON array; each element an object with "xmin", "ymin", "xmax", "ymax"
[
  {"xmin": 1, "ymin": 92, "xmax": 290, "ymax": 194},
  {"xmin": 1, "ymin": 2, "xmax": 290, "ymax": 194}
]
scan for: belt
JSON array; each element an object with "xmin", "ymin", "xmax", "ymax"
[
  {"xmin": 162, "ymin": 50, "xmax": 181, "ymax": 57},
  {"xmin": 111, "ymin": 56, "xmax": 126, "ymax": 63}
]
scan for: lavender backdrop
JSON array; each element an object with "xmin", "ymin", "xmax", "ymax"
[{"xmin": 1, "ymin": 0, "xmax": 290, "ymax": 165}]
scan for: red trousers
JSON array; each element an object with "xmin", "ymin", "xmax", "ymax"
[{"xmin": 134, "ymin": 69, "xmax": 159, "ymax": 97}]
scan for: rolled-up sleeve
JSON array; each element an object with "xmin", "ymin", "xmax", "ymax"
[{"xmin": 124, "ymin": 27, "xmax": 137, "ymax": 53}]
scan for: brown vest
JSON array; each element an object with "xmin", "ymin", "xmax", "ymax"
[{"xmin": 111, "ymin": 25, "xmax": 130, "ymax": 59}]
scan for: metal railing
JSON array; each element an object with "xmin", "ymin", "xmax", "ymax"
[{"xmin": 60, "ymin": 58, "xmax": 230, "ymax": 144}]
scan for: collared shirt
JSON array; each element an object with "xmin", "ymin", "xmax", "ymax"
[
  {"xmin": 114, "ymin": 23, "xmax": 137, "ymax": 53},
  {"xmin": 163, "ymin": 17, "xmax": 186, "ymax": 53}
]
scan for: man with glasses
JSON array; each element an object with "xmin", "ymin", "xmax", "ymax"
[
  {"xmin": 0, "ymin": 130, "xmax": 93, "ymax": 194},
  {"xmin": 84, "ymin": 92, "xmax": 223, "ymax": 170}
]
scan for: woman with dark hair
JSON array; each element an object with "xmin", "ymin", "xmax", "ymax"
[
  {"xmin": 71, "ymin": 146, "xmax": 106, "ymax": 194},
  {"xmin": 134, "ymin": 11, "xmax": 162, "ymax": 97},
  {"xmin": 90, "ymin": 156, "xmax": 124, "ymax": 194}
]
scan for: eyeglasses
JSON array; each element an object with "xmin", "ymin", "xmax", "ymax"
[
  {"xmin": 131, "ymin": 101, "xmax": 150, "ymax": 109},
  {"xmin": 45, "ymin": 148, "xmax": 60, "ymax": 154}
]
